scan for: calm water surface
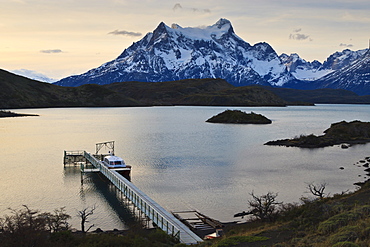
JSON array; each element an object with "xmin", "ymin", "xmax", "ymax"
[{"xmin": 1, "ymin": 105, "xmax": 369, "ymax": 230}]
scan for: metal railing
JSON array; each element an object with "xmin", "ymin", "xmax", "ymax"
[
  {"xmin": 83, "ymin": 151, "xmax": 202, "ymax": 244},
  {"xmin": 64, "ymin": 150, "xmax": 85, "ymax": 156}
]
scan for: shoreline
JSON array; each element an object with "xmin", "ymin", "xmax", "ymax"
[{"xmin": 0, "ymin": 110, "xmax": 39, "ymax": 118}]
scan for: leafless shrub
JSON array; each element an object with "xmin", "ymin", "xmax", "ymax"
[
  {"xmin": 306, "ymin": 182, "xmax": 328, "ymax": 199},
  {"xmin": 248, "ymin": 191, "xmax": 281, "ymax": 221}
]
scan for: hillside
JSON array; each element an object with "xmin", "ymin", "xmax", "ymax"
[
  {"xmin": 0, "ymin": 69, "xmax": 141, "ymax": 109},
  {"xmin": 104, "ymin": 78, "xmax": 290, "ymax": 106},
  {"xmin": 206, "ymin": 179, "xmax": 370, "ymax": 247},
  {"xmin": 0, "ymin": 70, "xmax": 290, "ymax": 109},
  {"xmin": 264, "ymin": 87, "xmax": 370, "ymax": 104}
]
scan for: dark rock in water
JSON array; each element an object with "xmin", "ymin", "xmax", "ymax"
[
  {"xmin": 339, "ymin": 167, "xmax": 344, "ymax": 170},
  {"xmin": 0, "ymin": 110, "xmax": 39, "ymax": 118},
  {"xmin": 206, "ymin": 110, "xmax": 272, "ymax": 124},
  {"xmin": 265, "ymin": 120, "xmax": 370, "ymax": 148},
  {"xmin": 363, "ymin": 163, "xmax": 369, "ymax": 168},
  {"xmin": 354, "ymin": 181, "xmax": 366, "ymax": 187},
  {"xmin": 341, "ymin": 144, "xmax": 349, "ymax": 149},
  {"xmin": 364, "ymin": 168, "xmax": 370, "ymax": 172},
  {"xmin": 360, "ymin": 160, "xmax": 366, "ymax": 163}
]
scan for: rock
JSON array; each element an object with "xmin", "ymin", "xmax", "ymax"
[
  {"xmin": 206, "ymin": 110, "xmax": 272, "ymax": 124},
  {"xmin": 265, "ymin": 120, "xmax": 370, "ymax": 148},
  {"xmin": 339, "ymin": 167, "xmax": 344, "ymax": 170},
  {"xmin": 363, "ymin": 163, "xmax": 369, "ymax": 168},
  {"xmin": 341, "ymin": 144, "xmax": 349, "ymax": 149}
]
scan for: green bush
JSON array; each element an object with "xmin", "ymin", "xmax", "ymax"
[
  {"xmin": 318, "ymin": 211, "xmax": 362, "ymax": 234},
  {"xmin": 329, "ymin": 226, "xmax": 360, "ymax": 244},
  {"xmin": 331, "ymin": 241, "xmax": 360, "ymax": 247},
  {"xmin": 216, "ymin": 235, "xmax": 269, "ymax": 247}
]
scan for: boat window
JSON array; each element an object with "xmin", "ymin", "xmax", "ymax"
[{"xmin": 110, "ymin": 161, "xmax": 122, "ymax": 166}]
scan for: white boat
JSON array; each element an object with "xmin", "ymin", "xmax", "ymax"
[
  {"xmin": 102, "ymin": 155, "xmax": 131, "ymax": 180},
  {"xmin": 102, "ymin": 155, "xmax": 126, "ymax": 168}
]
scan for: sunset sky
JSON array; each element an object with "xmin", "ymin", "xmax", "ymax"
[{"xmin": 1, "ymin": 0, "xmax": 369, "ymax": 80}]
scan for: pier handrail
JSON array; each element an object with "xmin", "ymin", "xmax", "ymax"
[
  {"xmin": 83, "ymin": 151, "xmax": 202, "ymax": 244},
  {"xmin": 64, "ymin": 150, "xmax": 85, "ymax": 156}
]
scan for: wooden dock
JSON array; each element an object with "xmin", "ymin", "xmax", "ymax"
[{"xmin": 64, "ymin": 147, "xmax": 203, "ymax": 244}]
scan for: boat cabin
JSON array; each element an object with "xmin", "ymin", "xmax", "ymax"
[{"xmin": 103, "ymin": 155, "xmax": 126, "ymax": 168}]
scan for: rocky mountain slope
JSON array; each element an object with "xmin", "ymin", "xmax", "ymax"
[{"xmin": 313, "ymin": 49, "xmax": 370, "ymax": 95}]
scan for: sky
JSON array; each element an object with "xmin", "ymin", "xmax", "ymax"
[{"xmin": 1, "ymin": 0, "xmax": 369, "ymax": 81}]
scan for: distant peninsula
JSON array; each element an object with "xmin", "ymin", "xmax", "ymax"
[
  {"xmin": 265, "ymin": 120, "xmax": 370, "ymax": 148},
  {"xmin": 206, "ymin": 110, "xmax": 272, "ymax": 124},
  {"xmin": 0, "ymin": 110, "xmax": 39, "ymax": 118}
]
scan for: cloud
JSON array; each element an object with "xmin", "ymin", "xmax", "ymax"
[
  {"xmin": 40, "ymin": 49, "xmax": 63, "ymax": 54},
  {"xmin": 191, "ymin": 8, "xmax": 211, "ymax": 13},
  {"xmin": 289, "ymin": 29, "xmax": 312, "ymax": 41},
  {"xmin": 173, "ymin": 3, "xmax": 210, "ymax": 13},
  {"xmin": 108, "ymin": 30, "xmax": 142, "ymax": 37},
  {"xmin": 173, "ymin": 3, "xmax": 182, "ymax": 11},
  {"xmin": 339, "ymin": 43, "xmax": 354, "ymax": 47},
  {"xmin": 11, "ymin": 69, "xmax": 55, "ymax": 83},
  {"xmin": 290, "ymin": 33, "xmax": 311, "ymax": 40}
]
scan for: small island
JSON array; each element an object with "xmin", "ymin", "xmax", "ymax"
[
  {"xmin": 0, "ymin": 110, "xmax": 39, "ymax": 118},
  {"xmin": 265, "ymin": 120, "xmax": 370, "ymax": 148},
  {"xmin": 206, "ymin": 110, "xmax": 272, "ymax": 124}
]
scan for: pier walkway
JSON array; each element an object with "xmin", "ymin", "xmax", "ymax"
[{"xmin": 65, "ymin": 150, "xmax": 203, "ymax": 244}]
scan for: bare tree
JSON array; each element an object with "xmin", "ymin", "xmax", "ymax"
[
  {"xmin": 77, "ymin": 205, "xmax": 96, "ymax": 233},
  {"xmin": 248, "ymin": 192, "xmax": 281, "ymax": 221},
  {"xmin": 40, "ymin": 207, "xmax": 71, "ymax": 232},
  {"xmin": 306, "ymin": 182, "xmax": 328, "ymax": 199}
]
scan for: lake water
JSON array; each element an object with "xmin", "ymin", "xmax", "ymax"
[{"xmin": 1, "ymin": 105, "xmax": 370, "ymax": 230}]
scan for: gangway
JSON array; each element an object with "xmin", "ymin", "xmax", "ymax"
[{"xmin": 67, "ymin": 150, "xmax": 203, "ymax": 244}]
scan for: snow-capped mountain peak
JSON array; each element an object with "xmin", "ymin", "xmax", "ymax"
[
  {"xmin": 313, "ymin": 48, "xmax": 370, "ymax": 95},
  {"xmin": 55, "ymin": 18, "xmax": 293, "ymax": 87},
  {"xmin": 280, "ymin": 48, "xmax": 368, "ymax": 82}
]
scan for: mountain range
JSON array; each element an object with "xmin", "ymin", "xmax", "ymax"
[
  {"xmin": 54, "ymin": 18, "xmax": 370, "ymax": 95},
  {"xmin": 3, "ymin": 66, "xmax": 370, "ymax": 110}
]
